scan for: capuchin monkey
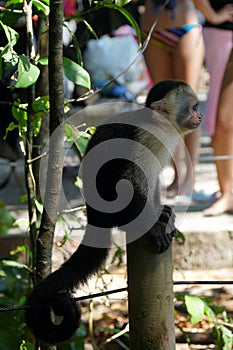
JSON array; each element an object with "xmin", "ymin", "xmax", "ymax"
[{"xmin": 25, "ymin": 80, "xmax": 202, "ymax": 344}]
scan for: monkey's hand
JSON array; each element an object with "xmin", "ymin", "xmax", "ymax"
[
  {"xmin": 25, "ymin": 267, "xmax": 81, "ymax": 344},
  {"xmin": 146, "ymin": 205, "xmax": 177, "ymax": 254}
]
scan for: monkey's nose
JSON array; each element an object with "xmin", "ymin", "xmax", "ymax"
[{"xmin": 196, "ymin": 114, "xmax": 202, "ymax": 124}]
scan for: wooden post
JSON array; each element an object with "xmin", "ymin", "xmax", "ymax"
[{"xmin": 127, "ymin": 235, "xmax": 175, "ymax": 350}]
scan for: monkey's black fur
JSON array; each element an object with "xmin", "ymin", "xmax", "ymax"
[
  {"xmin": 145, "ymin": 79, "xmax": 187, "ymax": 108},
  {"xmin": 25, "ymin": 80, "xmax": 202, "ymax": 344}
]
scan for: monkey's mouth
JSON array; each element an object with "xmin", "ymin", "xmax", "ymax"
[
  {"xmin": 191, "ymin": 121, "xmax": 201, "ymax": 128},
  {"xmin": 190, "ymin": 116, "xmax": 202, "ymax": 129}
]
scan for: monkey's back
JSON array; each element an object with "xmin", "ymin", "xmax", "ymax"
[{"xmin": 81, "ymin": 108, "xmax": 166, "ymax": 229}]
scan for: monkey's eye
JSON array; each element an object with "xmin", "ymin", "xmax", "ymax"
[{"xmin": 192, "ymin": 104, "xmax": 199, "ymax": 112}]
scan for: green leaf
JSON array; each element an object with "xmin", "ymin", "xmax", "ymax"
[
  {"xmin": 32, "ymin": 95, "xmax": 50, "ymax": 113},
  {"xmin": 115, "ymin": 0, "xmax": 131, "ymax": 7},
  {"xmin": 63, "ymin": 57, "xmax": 91, "ymax": 89},
  {"xmin": 35, "ymin": 199, "xmax": 43, "ymax": 214},
  {"xmin": 18, "ymin": 194, "xmax": 28, "ymax": 203},
  {"xmin": 74, "ymin": 130, "xmax": 91, "ymax": 156},
  {"xmin": 4, "ymin": 0, "xmax": 23, "ymax": 6},
  {"xmin": 32, "ymin": 0, "xmax": 49, "ymax": 15},
  {"xmin": 13, "ymin": 55, "xmax": 40, "ymax": 88},
  {"xmin": 78, "ymin": 18, "xmax": 98, "ymax": 40},
  {"xmin": 13, "ymin": 245, "xmax": 29, "ymax": 254},
  {"xmin": 64, "ymin": 123, "xmax": 79, "ymax": 139},
  {"xmin": 203, "ymin": 301, "xmax": 215, "ymax": 322},
  {"xmin": 76, "ymin": 322, "xmax": 87, "ymax": 337},
  {"xmin": 0, "ymin": 201, "xmax": 15, "ymax": 236},
  {"xmin": 0, "ymin": 0, "xmax": 23, "ymax": 25},
  {"xmin": 38, "ymin": 55, "xmax": 48, "ymax": 65},
  {"xmin": 111, "ymin": 247, "xmax": 124, "ymax": 267},
  {"xmin": 32, "ymin": 96, "xmax": 50, "ymax": 135},
  {"xmin": 174, "ymin": 229, "xmax": 185, "ymax": 245},
  {"xmin": 0, "ymin": 55, "xmax": 2, "ymax": 78},
  {"xmin": 64, "ymin": 123, "xmax": 92, "ymax": 157},
  {"xmin": 88, "ymin": 126, "xmax": 96, "ymax": 135},
  {"xmin": 220, "ymin": 325, "xmax": 233, "ymax": 350},
  {"xmin": 214, "ymin": 325, "xmax": 233, "ymax": 350},
  {"xmin": 11, "ymin": 98, "xmax": 45, "ymax": 137},
  {"xmin": 12, "ymin": 100, "xmax": 27, "ymax": 137},
  {"xmin": 184, "ymin": 295, "xmax": 205, "ymax": 324},
  {"xmin": 4, "ymin": 121, "xmax": 18, "ymax": 140},
  {"xmin": 34, "ymin": 113, "xmax": 43, "ymax": 136},
  {"xmin": 0, "ymin": 49, "xmax": 18, "ymax": 81},
  {"xmin": 19, "ymin": 340, "xmax": 35, "ymax": 350},
  {"xmin": 19, "ymin": 53, "xmax": 30, "ymax": 70},
  {"xmin": 39, "ymin": 0, "xmax": 49, "ymax": 5},
  {"xmin": 0, "ymin": 44, "xmax": 9, "ymax": 62},
  {"xmin": 2, "ymin": 260, "xmax": 28, "ymax": 269},
  {"xmin": 74, "ymin": 176, "xmax": 83, "ymax": 189},
  {"xmin": 63, "ymin": 21, "xmax": 83, "ymax": 65},
  {"xmin": 0, "ymin": 21, "xmax": 19, "ymax": 47}
]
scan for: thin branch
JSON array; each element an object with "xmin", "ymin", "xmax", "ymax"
[
  {"xmin": 0, "ymin": 6, "xmax": 23, "ymax": 13},
  {"xmin": 26, "ymin": 151, "xmax": 48, "ymax": 164}
]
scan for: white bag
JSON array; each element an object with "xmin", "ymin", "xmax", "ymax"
[{"xmin": 84, "ymin": 34, "xmax": 149, "ymax": 93}]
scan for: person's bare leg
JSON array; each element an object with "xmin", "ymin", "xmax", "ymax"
[
  {"xmin": 144, "ymin": 29, "xmax": 204, "ymax": 199},
  {"xmin": 173, "ymin": 26, "xmax": 205, "ymax": 199},
  {"xmin": 143, "ymin": 41, "xmax": 173, "ymax": 82},
  {"xmin": 183, "ymin": 127, "xmax": 201, "ymax": 193},
  {"xmin": 203, "ymin": 52, "xmax": 233, "ymax": 216},
  {"xmin": 143, "ymin": 41, "xmax": 185, "ymax": 196}
]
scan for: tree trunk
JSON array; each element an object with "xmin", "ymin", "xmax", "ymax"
[
  {"xmin": 35, "ymin": 0, "xmax": 64, "ymax": 286},
  {"xmin": 35, "ymin": 0, "xmax": 65, "ymax": 348},
  {"xmin": 127, "ymin": 237, "xmax": 175, "ymax": 350}
]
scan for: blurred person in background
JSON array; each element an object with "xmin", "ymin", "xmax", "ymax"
[
  {"xmin": 194, "ymin": 0, "xmax": 233, "ymax": 216},
  {"xmin": 140, "ymin": 0, "xmax": 205, "ymax": 204}
]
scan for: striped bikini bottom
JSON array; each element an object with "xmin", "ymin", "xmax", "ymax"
[{"xmin": 143, "ymin": 24, "xmax": 202, "ymax": 52}]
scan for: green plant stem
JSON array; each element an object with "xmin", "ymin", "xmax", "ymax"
[{"xmin": 23, "ymin": 0, "xmax": 38, "ymax": 280}]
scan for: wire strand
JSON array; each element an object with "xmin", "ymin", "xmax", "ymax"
[{"xmin": 1, "ymin": 280, "xmax": 233, "ymax": 312}]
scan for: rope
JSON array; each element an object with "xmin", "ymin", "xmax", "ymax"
[{"xmin": 1, "ymin": 280, "xmax": 233, "ymax": 312}]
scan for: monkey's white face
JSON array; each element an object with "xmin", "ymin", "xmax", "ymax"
[
  {"xmin": 183, "ymin": 102, "xmax": 202, "ymax": 130},
  {"xmin": 149, "ymin": 83, "xmax": 202, "ymax": 135},
  {"xmin": 178, "ymin": 100, "xmax": 202, "ymax": 133},
  {"xmin": 173, "ymin": 89, "xmax": 202, "ymax": 135}
]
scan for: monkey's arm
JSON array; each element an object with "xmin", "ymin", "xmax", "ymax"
[{"xmin": 145, "ymin": 205, "xmax": 177, "ymax": 253}]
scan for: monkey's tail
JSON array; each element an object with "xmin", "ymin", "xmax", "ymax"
[
  {"xmin": 25, "ymin": 240, "xmax": 110, "ymax": 344},
  {"xmin": 25, "ymin": 287, "xmax": 81, "ymax": 344}
]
